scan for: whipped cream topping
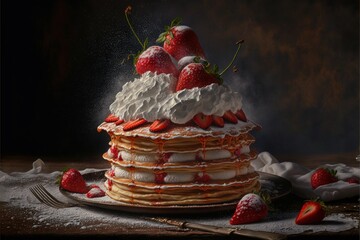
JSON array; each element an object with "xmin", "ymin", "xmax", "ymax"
[{"xmin": 109, "ymin": 72, "xmax": 243, "ymax": 124}]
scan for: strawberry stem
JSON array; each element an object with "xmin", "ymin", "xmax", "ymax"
[
  {"xmin": 219, "ymin": 40, "xmax": 244, "ymax": 76},
  {"xmin": 125, "ymin": 6, "xmax": 145, "ymax": 50}
]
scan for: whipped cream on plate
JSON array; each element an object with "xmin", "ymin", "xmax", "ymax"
[{"xmin": 109, "ymin": 72, "xmax": 243, "ymax": 124}]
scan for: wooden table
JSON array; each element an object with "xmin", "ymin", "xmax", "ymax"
[{"xmin": 1, "ymin": 153, "xmax": 359, "ymax": 239}]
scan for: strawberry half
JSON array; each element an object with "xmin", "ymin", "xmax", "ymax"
[
  {"xmin": 149, "ymin": 119, "xmax": 171, "ymax": 132},
  {"xmin": 223, "ymin": 110, "xmax": 238, "ymax": 124},
  {"xmin": 235, "ymin": 109, "xmax": 247, "ymax": 122},
  {"xmin": 122, "ymin": 118, "xmax": 147, "ymax": 131},
  {"xmin": 311, "ymin": 168, "xmax": 338, "ymax": 189},
  {"xmin": 230, "ymin": 193, "xmax": 268, "ymax": 225},
  {"xmin": 176, "ymin": 63, "xmax": 221, "ymax": 91},
  {"xmin": 157, "ymin": 18, "xmax": 205, "ymax": 61},
  {"xmin": 135, "ymin": 46, "xmax": 178, "ymax": 76},
  {"xmin": 295, "ymin": 200, "xmax": 326, "ymax": 225},
  {"xmin": 86, "ymin": 187, "xmax": 105, "ymax": 198},
  {"xmin": 105, "ymin": 114, "xmax": 119, "ymax": 123},
  {"xmin": 60, "ymin": 169, "xmax": 88, "ymax": 194},
  {"xmin": 193, "ymin": 113, "xmax": 212, "ymax": 129},
  {"xmin": 194, "ymin": 172, "xmax": 211, "ymax": 183},
  {"xmin": 115, "ymin": 118, "xmax": 124, "ymax": 125},
  {"xmin": 212, "ymin": 116, "xmax": 224, "ymax": 127}
]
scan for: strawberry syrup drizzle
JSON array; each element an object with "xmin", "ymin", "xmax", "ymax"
[
  {"xmin": 107, "ymin": 179, "xmax": 113, "ymax": 191},
  {"xmin": 198, "ymin": 137, "xmax": 208, "ymax": 160},
  {"xmin": 129, "ymin": 136, "xmax": 136, "ymax": 165}
]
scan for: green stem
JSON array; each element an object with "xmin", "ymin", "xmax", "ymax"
[
  {"xmin": 219, "ymin": 40, "xmax": 244, "ymax": 76},
  {"xmin": 125, "ymin": 12, "xmax": 144, "ymax": 50}
]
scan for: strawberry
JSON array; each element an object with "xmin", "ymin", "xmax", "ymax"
[
  {"xmin": 346, "ymin": 177, "xmax": 359, "ymax": 184},
  {"xmin": 108, "ymin": 145, "xmax": 119, "ymax": 158},
  {"xmin": 135, "ymin": 46, "xmax": 178, "ymax": 76},
  {"xmin": 108, "ymin": 169, "xmax": 115, "ymax": 177},
  {"xmin": 212, "ymin": 116, "xmax": 224, "ymax": 127},
  {"xmin": 295, "ymin": 200, "xmax": 326, "ymax": 225},
  {"xmin": 157, "ymin": 18, "xmax": 205, "ymax": 61},
  {"xmin": 230, "ymin": 193, "xmax": 268, "ymax": 225},
  {"xmin": 176, "ymin": 63, "xmax": 221, "ymax": 91},
  {"xmin": 149, "ymin": 119, "xmax": 171, "ymax": 132},
  {"xmin": 60, "ymin": 169, "xmax": 88, "ymax": 194},
  {"xmin": 86, "ymin": 187, "xmax": 105, "ymax": 198},
  {"xmin": 223, "ymin": 110, "xmax": 238, "ymax": 124},
  {"xmin": 155, "ymin": 172, "xmax": 167, "ymax": 184},
  {"xmin": 105, "ymin": 114, "xmax": 119, "ymax": 123},
  {"xmin": 159, "ymin": 152, "xmax": 172, "ymax": 163},
  {"xmin": 122, "ymin": 118, "xmax": 147, "ymax": 131},
  {"xmin": 193, "ymin": 113, "xmax": 213, "ymax": 129},
  {"xmin": 311, "ymin": 168, "xmax": 338, "ymax": 189},
  {"xmin": 194, "ymin": 172, "xmax": 211, "ymax": 183},
  {"xmin": 235, "ymin": 109, "xmax": 247, "ymax": 122},
  {"xmin": 115, "ymin": 118, "xmax": 124, "ymax": 125}
]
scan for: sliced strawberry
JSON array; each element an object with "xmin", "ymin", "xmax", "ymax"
[
  {"xmin": 86, "ymin": 187, "xmax": 105, "ymax": 198},
  {"xmin": 346, "ymin": 177, "xmax": 359, "ymax": 184},
  {"xmin": 108, "ymin": 146, "xmax": 119, "ymax": 158},
  {"xmin": 159, "ymin": 153, "xmax": 172, "ymax": 163},
  {"xmin": 60, "ymin": 169, "xmax": 88, "ymax": 194},
  {"xmin": 105, "ymin": 114, "xmax": 119, "ymax": 123},
  {"xmin": 212, "ymin": 116, "xmax": 224, "ymax": 127},
  {"xmin": 234, "ymin": 148, "xmax": 241, "ymax": 157},
  {"xmin": 149, "ymin": 119, "xmax": 171, "ymax": 132},
  {"xmin": 295, "ymin": 200, "xmax": 326, "ymax": 225},
  {"xmin": 108, "ymin": 169, "xmax": 115, "ymax": 177},
  {"xmin": 235, "ymin": 109, "xmax": 247, "ymax": 122},
  {"xmin": 115, "ymin": 118, "xmax": 124, "ymax": 125},
  {"xmin": 193, "ymin": 113, "xmax": 212, "ymax": 129},
  {"xmin": 122, "ymin": 118, "xmax": 147, "ymax": 131},
  {"xmin": 155, "ymin": 172, "xmax": 167, "ymax": 184},
  {"xmin": 230, "ymin": 193, "xmax": 268, "ymax": 225},
  {"xmin": 194, "ymin": 172, "xmax": 211, "ymax": 183},
  {"xmin": 223, "ymin": 110, "xmax": 238, "ymax": 124}
]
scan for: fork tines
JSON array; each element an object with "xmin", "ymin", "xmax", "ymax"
[{"xmin": 30, "ymin": 184, "xmax": 75, "ymax": 208}]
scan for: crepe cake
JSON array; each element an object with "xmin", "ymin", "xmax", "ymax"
[
  {"xmin": 98, "ymin": 15, "xmax": 260, "ymax": 206},
  {"xmin": 98, "ymin": 72, "xmax": 261, "ymax": 206}
]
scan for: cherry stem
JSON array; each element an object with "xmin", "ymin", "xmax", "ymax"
[
  {"xmin": 125, "ymin": 8, "xmax": 145, "ymax": 50},
  {"xmin": 219, "ymin": 40, "xmax": 244, "ymax": 76}
]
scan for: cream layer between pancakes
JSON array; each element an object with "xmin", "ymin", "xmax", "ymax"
[
  {"xmin": 107, "ymin": 146, "xmax": 251, "ymax": 163},
  {"xmin": 110, "ymin": 164, "xmax": 255, "ymax": 184}
]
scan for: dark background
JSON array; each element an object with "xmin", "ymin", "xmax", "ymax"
[{"xmin": 1, "ymin": 0, "xmax": 359, "ymax": 161}]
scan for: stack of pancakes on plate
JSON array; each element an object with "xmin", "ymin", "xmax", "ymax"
[{"xmin": 98, "ymin": 120, "xmax": 260, "ymax": 206}]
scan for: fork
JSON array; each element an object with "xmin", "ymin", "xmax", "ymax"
[{"xmin": 30, "ymin": 184, "xmax": 78, "ymax": 208}]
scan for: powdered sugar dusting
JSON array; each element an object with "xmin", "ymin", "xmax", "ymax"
[
  {"xmin": 239, "ymin": 193, "xmax": 265, "ymax": 211},
  {"xmin": 1, "ymin": 159, "xmax": 358, "ymax": 234},
  {"xmin": 174, "ymin": 25, "xmax": 191, "ymax": 33}
]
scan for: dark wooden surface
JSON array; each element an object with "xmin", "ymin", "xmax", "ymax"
[{"xmin": 0, "ymin": 153, "xmax": 359, "ymax": 239}]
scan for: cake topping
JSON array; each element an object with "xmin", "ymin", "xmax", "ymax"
[
  {"xmin": 109, "ymin": 72, "xmax": 243, "ymax": 125},
  {"xmin": 157, "ymin": 18, "xmax": 205, "ymax": 61},
  {"xmin": 176, "ymin": 62, "xmax": 221, "ymax": 91},
  {"xmin": 136, "ymin": 46, "xmax": 178, "ymax": 76},
  {"xmin": 108, "ymin": 7, "xmax": 248, "ymax": 131}
]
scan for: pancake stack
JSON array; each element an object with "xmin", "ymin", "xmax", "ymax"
[{"xmin": 98, "ymin": 119, "xmax": 260, "ymax": 206}]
